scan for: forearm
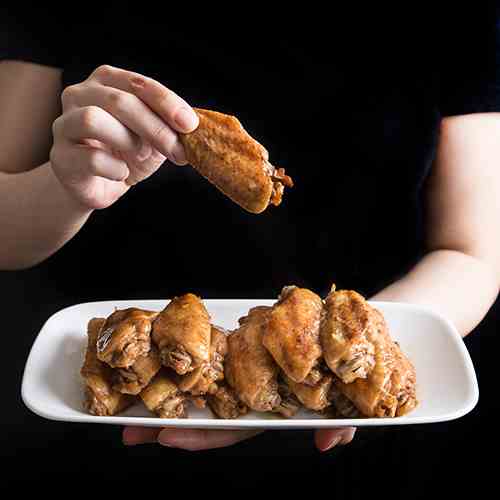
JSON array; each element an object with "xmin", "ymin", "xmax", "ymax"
[
  {"xmin": 372, "ymin": 249, "xmax": 499, "ymax": 337},
  {"xmin": 0, "ymin": 163, "xmax": 92, "ymax": 269}
]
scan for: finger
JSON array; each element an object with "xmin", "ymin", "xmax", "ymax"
[
  {"xmin": 55, "ymin": 106, "xmax": 144, "ymax": 158},
  {"xmin": 68, "ymin": 82, "xmax": 187, "ymax": 164},
  {"xmin": 314, "ymin": 427, "xmax": 357, "ymax": 452},
  {"xmin": 123, "ymin": 426, "xmax": 161, "ymax": 446},
  {"xmin": 119, "ymin": 147, "xmax": 167, "ymax": 186},
  {"xmin": 158, "ymin": 428, "xmax": 263, "ymax": 451},
  {"xmin": 91, "ymin": 65, "xmax": 199, "ymax": 133},
  {"xmin": 52, "ymin": 141, "xmax": 130, "ymax": 182}
]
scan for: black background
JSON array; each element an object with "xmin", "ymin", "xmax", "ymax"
[{"xmin": 0, "ymin": 3, "xmax": 490, "ymax": 495}]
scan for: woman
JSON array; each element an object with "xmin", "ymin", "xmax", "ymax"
[{"xmin": 0, "ymin": 5, "xmax": 496, "ymax": 457}]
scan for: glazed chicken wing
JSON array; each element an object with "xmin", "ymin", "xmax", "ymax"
[
  {"xmin": 179, "ymin": 108, "xmax": 293, "ymax": 214},
  {"xmin": 140, "ymin": 370, "xmax": 187, "ymax": 418},
  {"xmin": 152, "ymin": 294, "xmax": 211, "ymax": 375},
  {"xmin": 177, "ymin": 325, "xmax": 228, "ymax": 395},
  {"xmin": 332, "ymin": 310, "xmax": 417, "ymax": 417},
  {"xmin": 225, "ymin": 306, "xmax": 281, "ymax": 412},
  {"xmin": 320, "ymin": 286, "xmax": 376, "ymax": 383},
  {"xmin": 112, "ymin": 346, "xmax": 161, "ymax": 395},
  {"xmin": 263, "ymin": 286, "xmax": 323, "ymax": 385},
  {"xmin": 81, "ymin": 318, "xmax": 134, "ymax": 416},
  {"xmin": 207, "ymin": 383, "xmax": 249, "ymax": 419},
  {"xmin": 96, "ymin": 308, "xmax": 158, "ymax": 368},
  {"xmin": 283, "ymin": 373, "xmax": 333, "ymax": 412}
]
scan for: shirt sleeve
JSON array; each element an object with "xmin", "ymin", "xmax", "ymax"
[
  {"xmin": 439, "ymin": 6, "xmax": 500, "ymax": 116},
  {"xmin": 0, "ymin": 6, "xmax": 66, "ymax": 68}
]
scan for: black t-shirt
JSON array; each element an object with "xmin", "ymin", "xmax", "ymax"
[
  {"xmin": 2, "ymin": 4, "xmax": 499, "ymax": 303},
  {"xmin": 0, "ymin": 4, "xmax": 494, "ymax": 487}
]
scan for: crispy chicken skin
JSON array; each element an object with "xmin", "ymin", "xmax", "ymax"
[
  {"xmin": 112, "ymin": 346, "xmax": 161, "ymax": 395},
  {"xmin": 283, "ymin": 373, "xmax": 333, "ymax": 412},
  {"xmin": 207, "ymin": 383, "xmax": 249, "ymax": 419},
  {"xmin": 152, "ymin": 294, "xmax": 211, "ymax": 375},
  {"xmin": 140, "ymin": 371, "xmax": 187, "ymax": 418},
  {"xmin": 263, "ymin": 286, "xmax": 323, "ymax": 384},
  {"xmin": 332, "ymin": 310, "xmax": 417, "ymax": 417},
  {"xmin": 225, "ymin": 306, "xmax": 281, "ymax": 412},
  {"xmin": 179, "ymin": 108, "xmax": 293, "ymax": 214},
  {"xmin": 177, "ymin": 325, "xmax": 228, "ymax": 395},
  {"xmin": 96, "ymin": 308, "xmax": 158, "ymax": 368},
  {"xmin": 81, "ymin": 318, "xmax": 134, "ymax": 416},
  {"xmin": 320, "ymin": 286, "xmax": 376, "ymax": 384}
]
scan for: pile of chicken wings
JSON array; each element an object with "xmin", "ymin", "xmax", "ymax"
[{"xmin": 81, "ymin": 285, "xmax": 417, "ymax": 419}]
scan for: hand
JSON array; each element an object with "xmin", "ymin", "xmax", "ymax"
[
  {"xmin": 50, "ymin": 64, "xmax": 199, "ymax": 210},
  {"xmin": 122, "ymin": 426, "xmax": 356, "ymax": 452}
]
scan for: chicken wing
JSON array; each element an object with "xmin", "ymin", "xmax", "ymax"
[
  {"xmin": 81, "ymin": 318, "xmax": 134, "ymax": 416},
  {"xmin": 263, "ymin": 286, "xmax": 323, "ymax": 385},
  {"xmin": 207, "ymin": 383, "xmax": 249, "ymax": 419},
  {"xmin": 177, "ymin": 325, "xmax": 228, "ymax": 395},
  {"xmin": 225, "ymin": 306, "xmax": 281, "ymax": 412},
  {"xmin": 283, "ymin": 373, "xmax": 333, "ymax": 412},
  {"xmin": 328, "ymin": 383, "xmax": 364, "ymax": 418},
  {"xmin": 140, "ymin": 370, "xmax": 187, "ymax": 418},
  {"xmin": 96, "ymin": 308, "xmax": 158, "ymax": 368},
  {"xmin": 179, "ymin": 108, "xmax": 293, "ymax": 214},
  {"xmin": 275, "ymin": 376, "xmax": 301, "ymax": 418},
  {"xmin": 152, "ymin": 294, "xmax": 211, "ymax": 375},
  {"xmin": 320, "ymin": 286, "xmax": 376, "ymax": 383},
  {"xmin": 112, "ymin": 346, "xmax": 161, "ymax": 395},
  {"xmin": 332, "ymin": 310, "xmax": 417, "ymax": 417}
]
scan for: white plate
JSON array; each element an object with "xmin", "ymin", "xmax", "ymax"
[{"xmin": 21, "ymin": 299, "xmax": 478, "ymax": 429}]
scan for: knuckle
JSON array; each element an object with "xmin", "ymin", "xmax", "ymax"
[
  {"xmin": 51, "ymin": 116, "xmax": 63, "ymax": 137},
  {"xmin": 93, "ymin": 64, "xmax": 114, "ymax": 80},
  {"xmin": 79, "ymin": 106, "xmax": 102, "ymax": 133},
  {"xmin": 61, "ymin": 84, "xmax": 79, "ymax": 106},
  {"xmin": 106, "ymin": 89, "xmax": 131, "ymax": 112}
]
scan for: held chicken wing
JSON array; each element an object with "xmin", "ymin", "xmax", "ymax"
[
  {"xmin": 179, "ymin": 108, "xmax": 293, "ymax": 214},
  {"xmin": 140, "ymin": 370, "xmax": 187, "ymax": 418},
  {"xmin": 152, "ymin": 294, "xmax": 211, "ymax": 375},
  {"xmin": 177, "ymin": 325, "xmax": 228, "ymax": 395},
  {"xmin": 112, "ymin": 346, "xmax": 161, "ymax": 395},
  {"xmin": 263, "ymin": 286, "xmax": 323, "ymax": 385},
  {"xmin": 207, "ymin": 383, "xmax": 249, "ymax": 419},
  {"xmin": 96, "ymin": 308, "xmax": 159, "ymax": 368},
  {"xmin": 320, "ymin": 286, "xmax": 376, "ymax": 384},
  {"xmin": 225, "ymin": 306, "xmax": 281, "ymax": 412},
  {"xmin": 332, "ymin": 310, "xmax": 417, "ymax": 417},
  {"xmin": 80, "ymin": 318, "xmax": 134, "ymax": 416},
  {"xmin": 283, "ymin": 373, "xmax": 333, "ymax": 412}
]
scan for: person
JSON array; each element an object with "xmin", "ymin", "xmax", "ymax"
[{"xmin": 0, "ymin": 5, "xmax": 496, "ymax": 457}]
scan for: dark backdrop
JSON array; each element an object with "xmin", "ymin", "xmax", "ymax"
[{"xmin": 0, "ymin": 3, "xmax": 488, "ymax": 495}]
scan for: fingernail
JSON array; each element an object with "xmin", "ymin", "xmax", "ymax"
[
  {"xmin": 137, "ymin": 141, "xmax": 152, "ymax": 162},
  {"xmin": 158, "ymin": 433, "xmax": 177, "ymax": 448},
  {"xmin": 174, "ymin": 107, "xmax": 198, "ymax": 132},
  {"xmin": 170, "ymin": 142, "xmax": 187, "ymax": 165},
  {"xmin": 322, "ymin": 437, "xmax": 341, "ymax": 452}
]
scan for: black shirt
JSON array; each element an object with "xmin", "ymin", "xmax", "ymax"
[{"xmin": 0, "ymin": 3, "xmax": 494, "ymax": 492}]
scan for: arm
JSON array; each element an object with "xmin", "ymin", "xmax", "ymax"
[
  {"xmin": 0, "ymin": 61, "xmax": 92, "ymax": 269},
  {"xmin": 315, "ymin": 112, "xmax": 500, "ymax": 452},
  {"xmin": 371, "ymin": 113, "xmax": 500, "ymax": 337},
  {"xmin": 0, "ymin": 61, "xmax": 198, "ymax": 270}
]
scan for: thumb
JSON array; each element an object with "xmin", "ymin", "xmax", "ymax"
[{"xmin": 314, "ymin": 427, "xmax": 357, "ymax": 452}]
